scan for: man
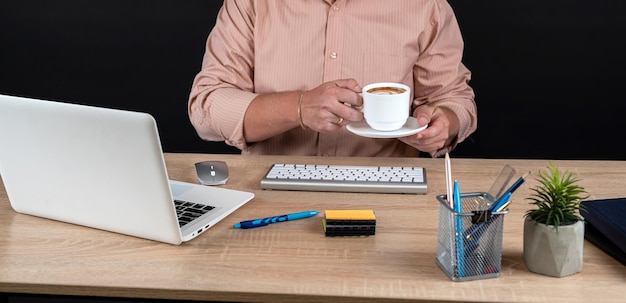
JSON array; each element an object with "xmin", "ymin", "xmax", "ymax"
[{"xmin": 189, "ymin": 0, "xmax": 476, "ymax": 157}]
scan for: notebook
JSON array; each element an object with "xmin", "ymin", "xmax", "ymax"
[
  {"xmin": 0, "ymin": 94, "xmax": 254, "ymax": 245},
  {"xmin": 580, "ymin": 198, "xmax": 626, "ymax": 265}
]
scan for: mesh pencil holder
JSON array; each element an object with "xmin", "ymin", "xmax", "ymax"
[{"xmin": 435, "ymin": 192, "xmax": 508, "ymax": 282}]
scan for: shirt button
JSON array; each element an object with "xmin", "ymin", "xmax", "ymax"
[
  {"xmin": 332, "ymin": 6, "xmax": 339, "ymax": 11},
  {"xmin": 330, "ymin": 52, "xmax": 337, "ymax": 59}
]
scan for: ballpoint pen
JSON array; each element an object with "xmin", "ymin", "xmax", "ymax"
[
  {"xmin": 464, "ymin": 222, "xmax": 490, "ymax": 254},
  {"xmin": 233, "ymin": 210, "xmax": 319, "ymax": 229},
  {"xmin": 464, "ymin": 192, "xmax": 512, "ymax": 254},
  {"xmin": 489, "ymin": 191, "xmax": 512, "ymax": 212},
  {"xmin": 496, "ymin": 200, "xmax": 512, "ymax": 212},
  {"xmin": 453, "ymin": 180, "xmax": 465, "ymax": 278}
]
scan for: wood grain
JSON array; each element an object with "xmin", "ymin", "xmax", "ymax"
[{"xmin": 1, "ymin": 153, "xmax": 625, "ymax": 302}]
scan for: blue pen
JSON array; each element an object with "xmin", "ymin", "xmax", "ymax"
[
  {"xmin": 233, "ymin": 210, "xmax": 319, "ymax": 229},
  {"xmin": 464, "ymin": 220, "xmax": 491, "ymax": 254},
  {"xmin": 464, "ymin": 192, "xmax": 512, "ymax": 254},
  {"xmin": 489, "ymin": 192, "xmax": 512, "ymax": 212},
  {"xmin": 453, "ymin": 180, "xmax": 465, "ymax": 278}
]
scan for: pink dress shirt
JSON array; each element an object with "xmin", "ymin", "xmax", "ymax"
[{"xmin": 189, "ymin": 0, "xmax": 477, "ymax": 157}]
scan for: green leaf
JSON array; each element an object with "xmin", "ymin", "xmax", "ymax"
[{"xmin": 523, "ymin": 162, "xmax": 589, "ymax": 231}]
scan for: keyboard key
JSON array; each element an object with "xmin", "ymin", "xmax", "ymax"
[
  {"xmin": 174, "ymin": 200, "xmax": 215, "ymax": 227},
  {"xmin": 260, "ymin": 164, "xmax": 427, "ymax": 194}
]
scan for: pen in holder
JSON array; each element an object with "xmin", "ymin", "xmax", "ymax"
[{"xmin": 435, "ymin": 192, "xmax": 508, "ymax": 282}]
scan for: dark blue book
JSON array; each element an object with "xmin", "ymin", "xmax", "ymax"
[{"xmin": 581, "ymin": 198, "xmax": 626, "ymax": 265}]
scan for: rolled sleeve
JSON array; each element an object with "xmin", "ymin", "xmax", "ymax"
[
  {"xmin": 413, "ymin": 0, "xmax": 477, "ymax": 157},
  {"xmin": 188, "ymin": 0, "xmax": 256, "ymax": 151},
  {"xmin": 189, "ymin": 86, "xmax": 257, "ymax": 150}
]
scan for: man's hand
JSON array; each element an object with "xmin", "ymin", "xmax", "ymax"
[
  {"xmin": 398, "ymin": 105, "xmax": 459, "ymax": 155},
  {"xmin": 300, "ymin": 78, "xmax": 364, "ymax": 132}
]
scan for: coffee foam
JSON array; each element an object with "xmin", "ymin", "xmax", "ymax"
[{"xmin": 367, "ymin": 86, "xmax": 406, "ymax": 95}]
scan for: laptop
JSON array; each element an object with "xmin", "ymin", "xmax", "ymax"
[{"xmin": 0, "ymin": 94, "xmax": 254, "ymax": 245}]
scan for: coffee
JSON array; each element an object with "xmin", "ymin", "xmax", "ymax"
[
  {"xmin": 361, "ymin": 82, "xmax": 411, "ymax": 131},
  {"xmin": 366, "ymin": 86, "xmax": 406, "ymax": 95}
]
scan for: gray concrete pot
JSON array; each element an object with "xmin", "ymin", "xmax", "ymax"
[{"xmin": 523, "ymin": 218, "xmax": 584, "ymax": 277}]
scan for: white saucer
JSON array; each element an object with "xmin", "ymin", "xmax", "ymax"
[{"xmin": 346, "ymin": 117, "xmax": 428, "ymax": 139}]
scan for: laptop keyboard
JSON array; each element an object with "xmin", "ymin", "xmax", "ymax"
[
  {"xmin": 174, "ymin": 200, "xmax": 215, "ymax": 227},
  {"xmin": 261, "ymin": 164, "xmax": 427, "ymax": 194}
]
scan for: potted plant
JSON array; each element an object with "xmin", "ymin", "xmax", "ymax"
[{"xmin": 523, "ymin": 162, "xmax": 589, "ymax": 277}]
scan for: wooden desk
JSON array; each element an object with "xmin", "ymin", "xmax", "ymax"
[{"xmin": 1, "ymin": 154, "xmax": 625, "ymax": 302}]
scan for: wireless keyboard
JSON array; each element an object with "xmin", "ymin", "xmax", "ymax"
[{"xmin": 261, "ymin": 164, "xmax": 427, "ymax": 194}]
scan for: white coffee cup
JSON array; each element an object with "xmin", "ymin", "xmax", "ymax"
[{"xmin": 361, "ymin": 82, "xmax": 411, "ymax": 131}]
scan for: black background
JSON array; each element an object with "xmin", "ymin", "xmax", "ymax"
[{"xmin": 1, "ymin": 0, "xmax": 625, "ymax": 160}]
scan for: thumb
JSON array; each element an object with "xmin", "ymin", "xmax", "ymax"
[{"xmin": 414, "ymin": 104, "xmax": 437, "ymax": 126}]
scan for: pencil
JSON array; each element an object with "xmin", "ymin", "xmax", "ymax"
[
  {"xmin": 502, "ymin": 171, "xmax": 531, "ymax": 196},
  {"xmin": 445, "ymin": 152, "xmax": 453, "ymax": 208}
]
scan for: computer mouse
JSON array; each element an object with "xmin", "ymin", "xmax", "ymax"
[{"xmin": 195, "ymin": 160, "xmax": 229, "ymax": 185}]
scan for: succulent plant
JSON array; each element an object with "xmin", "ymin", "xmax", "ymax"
[{"xmin": 524, "ymin": 163, "xmax": 588, "ymax": 231}]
